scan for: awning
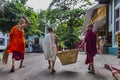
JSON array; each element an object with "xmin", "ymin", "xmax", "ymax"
[
  {"xmin": 93, "ymin": 17, "xmax": 106, "ymax": 31},
  {"xmin": 81, "ymin": 4, "xmax": 107, "ymax": 33}
]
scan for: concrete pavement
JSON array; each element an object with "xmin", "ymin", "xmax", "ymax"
[{"xmin": 0, "ymin": 52, "xmax": 119, "ymax": 80}]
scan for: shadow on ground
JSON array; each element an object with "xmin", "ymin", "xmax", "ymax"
[
  {"xmin": 0, "ymin": 68, "xmax": 11, "ymax": 78},
  {"xmin": 23, "ymin": 69, "xmax": 80, "ymax": 80}
]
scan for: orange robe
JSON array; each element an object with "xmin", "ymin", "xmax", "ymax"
[{"xmin": 7, "ymin": 25, "xmax": 25, "ymax": 54}]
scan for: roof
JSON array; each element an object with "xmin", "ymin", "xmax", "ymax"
[{"xmin": 81, "ymin": 4, "xmax": 107, "ymax": 33}]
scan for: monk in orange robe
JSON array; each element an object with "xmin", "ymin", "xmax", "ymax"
[{"xmin": 7, "ymin": 16, "xmax": 31, "ymax": 72}]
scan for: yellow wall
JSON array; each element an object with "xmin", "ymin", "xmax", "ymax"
[{"xmin": 90, "ymin": 5, "xmax": 106, "ymax": 24}]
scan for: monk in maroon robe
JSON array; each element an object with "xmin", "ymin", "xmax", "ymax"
[{"xmin": 79, "ymin": 24, "xmax": 98, "ymax": 74}]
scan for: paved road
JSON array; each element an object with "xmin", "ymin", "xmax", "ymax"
[{"xmin": 0, "ymin": 52, "xmax": 119, "ymax": 80}]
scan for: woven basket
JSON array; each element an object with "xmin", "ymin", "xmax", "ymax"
[{"xmin": 57, "ymin": 49, "xmax": 79, "ymax": 65}]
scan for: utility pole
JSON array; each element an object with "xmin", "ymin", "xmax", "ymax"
[{"xmin": 42, "ymin": 19, "xmax": 47, "ymax": 35}]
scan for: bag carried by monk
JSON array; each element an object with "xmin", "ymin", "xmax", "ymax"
[
  {"xmin": 2, "ymin": 48, "xmax": 9, "ymax": 64},
  {"xmin": 2, "ymin": 26, "xmax": 17, "ymax": 64}
]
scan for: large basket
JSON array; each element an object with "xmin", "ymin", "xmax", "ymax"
[{"xmin": 57, "ymin": 49, "xmax": 79, "ymax": 65}]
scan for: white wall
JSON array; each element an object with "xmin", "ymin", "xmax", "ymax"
[{"xmin": 0, "ymin": 31, "xmax": 9, "ymax": 50}]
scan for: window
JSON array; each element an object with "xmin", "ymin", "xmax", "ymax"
[
  {"xmin": 115, "ymin": 21, "xmax": 119, "ymax": 32},
  {"xmin": 34, "ymin": 38, "xmax": 39, "ymax": 44},
  {"xmin": 114, "ymin": 2, "xmax": 120, "ymax": 44},
  {"xmin": 0, "ymin": 38, "xmax": 5, "ymax": 45},
  {"xmin": 116, "ymin": 9, "xmax": 119, "ymax": 18},
  {"xmin": 115, "ymin": 9, "xmax": 120, "ymax": 34},
  {"xmin": 115, "ymin": 0, "xmax": 120, "ymax": 6},
  {"xmin": 115, "ymin": 8, "xmax": 120, "ymax": 33},
  {"xmin": 117, "ymin": 0, "xmax": 120, "ymax": 3}
]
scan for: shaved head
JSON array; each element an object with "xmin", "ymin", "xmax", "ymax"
[{"xmin": 19, "ymin": 18, "xmax": 25, "ymax": 25}]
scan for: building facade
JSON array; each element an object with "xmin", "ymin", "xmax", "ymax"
[
  {"xmin": 82, "ymin": 0, "xmax": 120, "ymax": 56},
  {"xmin": 107, "ymin": 0, "xmax": 117, "ymax": 55},
  {"xmin": 95, "ymin": 0, "xmax": 120, "ymax": 55}
]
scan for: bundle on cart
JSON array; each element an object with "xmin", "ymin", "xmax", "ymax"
[{"xmin": 57, "ymin": 49, "xmax": 79, "ymax": 65}]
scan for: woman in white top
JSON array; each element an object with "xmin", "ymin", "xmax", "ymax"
[{"xmin": 43, "ymin": 27, "xmax": 58, "ymax": 73}]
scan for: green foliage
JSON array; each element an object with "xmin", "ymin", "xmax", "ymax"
[
  {"xmin": 54, "ymin": 21, "xmax": 81, "ymax": 49},
  {"xmin": 0, "ymin": 0, "xmax": 94, "ymax": 49},
  {"xmin": 46, "ymin": 0, "xmax": 94, "ymax": 49},
  {"xmin": 0, "ymin": 0, "xmax": 40, "ymax": 37},
  {"xmin": 0, "ymin": 0, "xmax": 26, "ymax": 33},
  {"xmin": 60, "ymin": 32, "xmax": 79, "ymax": 49},
  {"xmin": 37, "ymin": 10, "xmax": 48, "ymax": 33},
  {"xmin": 24, "ymin": 7, "xmax": 39, "ymax": 36}
]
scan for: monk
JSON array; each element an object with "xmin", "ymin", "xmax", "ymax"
[
  {"xmin": 7, "ymin": 16, "xmax": 31, "ymax": 72},
  {"xmin": 79, "ymin": 24, "xmax": 99, "ymax": 74},
  {"xmin": 43, "ymin": 27, "xmax": 58, "ymax": 73}
]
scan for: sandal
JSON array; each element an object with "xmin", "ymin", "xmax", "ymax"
[
  {"xmin": 51, "ymin": 69, "xmax": 56, "ymax": 73},
  {"xmin": 88, "ymin": 70, "xmax": 95, "ymax": 74},
  {"xmin": 10, "ymin": 66, "xmax": 15, "ymax": 72},
  {"xmin": 19, "ymin": 65, "xmax": 25, "ymax": 68},
  {"xmin": 88, "ymin": 66, "xmax": 90, "ymax": 70},
  {"xmin": 48, "ymin": 66, "xmax": 51, "ymax": 69}
]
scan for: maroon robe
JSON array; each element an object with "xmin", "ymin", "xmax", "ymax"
[{"xmin": 84, "ymin": 30, "xmax": 97, "ymax": 64}]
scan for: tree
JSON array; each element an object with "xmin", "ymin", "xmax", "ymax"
[
  {"xmin": 0, "ymin": 0, "xmax": 39, "ymax": 37},
  {"xmin": 37, "ymin": 10, "xmax": 48, "ymax": 34},
  {"xmin": 0, "ymin": 0, "xmax": 27, "ymax": 33},
  {"xmin": 24, "ymin": 7, "xmax": 39, "ymax": 36},
  {"xmin": 45, "ymin": 0, "xmax": 94, "ymax": 49},
  {"xmin": 49, "ymin": 0, "xmax": 93, "ymax": 10}
]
